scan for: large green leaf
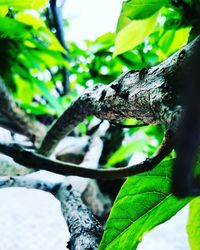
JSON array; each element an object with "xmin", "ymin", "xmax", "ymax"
[
  {"xmin": 0, "ymin": 0, "xmax": 48, "ymax": 10},
  {"xmin": 114, "ymin": 13, "xmax": 158, "ymax": 57},
  {"xmin": 99, "ymin": 159, "xmax": 191, "ymax": 250},
  {"xmin": 187, "ymin": 197, "xmax": 200, "ymax": 250},
  {"xmin": 117, "ymin": 0, "xmax": 168, "ymax": 31}
]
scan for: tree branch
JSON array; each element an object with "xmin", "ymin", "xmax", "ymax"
[
  {"xmin": 0, "ymin": 78, "xmax": 46, "ymax": 143},
  {"xmin": 0, "ymin": 131, "xmax": 173, "ymax": 179},
  {"xmin": 0, "ymin": 176, "xmax": 103, "ymax": 249},
  {"xmin": 49, "ymin": 0, "xmax": 70, "ymax": 95},
  {"xmin": 38, "ymin": 35, "xmax": 200, "ymax": 157},
  {"xmin": 55, "ymin": 183, "xmax": 103, "ymax": 250},
  {"xmin": 173, "ymin": 35, "xmax": 200, "ymax": 197}
]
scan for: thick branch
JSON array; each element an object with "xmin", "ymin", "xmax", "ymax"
[
  {"xmin": 173, "ymin": 36, "xmax": 200, "ymax": 197},
  {"xmin": 38, "ymin": 95, "xmax": 97, "ymax": 155},
  {"xmin": 0, "ymin": 78, "xmax": 46, "ymax": 143},
  {"xmin": 38, "ymin": 35, "xmax": 200, "ymax": 156}
]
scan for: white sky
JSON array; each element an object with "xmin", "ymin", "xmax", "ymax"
[{"xmin": 63, "ymin": 0, "xmax": 123, "ymax": 41}]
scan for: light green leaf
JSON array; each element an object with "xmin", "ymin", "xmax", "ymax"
[
  {"xmin": 16, "ymin": 12, "xmax": 46, "ymax": 29},
  {"xmin": 158, "ymin": 27, "xmax": 191, "ymax": 60},
  {"xmin": 187, "ymin": 197, "xmax": 200, "ymax": 250},
  {"xmin": 16, "ymin": 13, "xmax": 65, "ymax": 53},
  {"xmin": 117, "ymin": 0, "xmax": 168, "ymax": 31},
  {"xmin": 107, "ymin": 139, "xmax": 147, "ymax": 166},
  {"xmin": 88, "ymin": 32, "xmax": 115, "ymax": 53},
  {"xmin": 0, "ymin": 6, "xmax": 8, "ymax": 17},
  {"xmin": 99, "ymin": 159, "xmax": 191, "ymax": 250},
  {"xmin": 114, "ymin": 13, "xmax": 158, "ymax": 57},
  {"xmin": 0, "ymin": 0, "xmax": 48, "ymax": 10}
]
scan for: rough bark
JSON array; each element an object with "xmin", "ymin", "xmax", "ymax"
[
  {"xmin": 38, "ymin": 35, "xmax": 200, "ymax": 157},
  {"xmin": 0, "ymin": 176, "xmax": 103, "ymax": 249},
  {"xmin": 0, "ymin": 78, "xmax": 46, "ymax": 143},
  {"xmin": 55, "ymin": 183, "xmax": 103, "ymax": 250}
]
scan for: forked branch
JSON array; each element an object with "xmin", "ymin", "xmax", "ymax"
[{"xmin": 38, "ymin": 35, "xmax": 200, "ymax": 157}]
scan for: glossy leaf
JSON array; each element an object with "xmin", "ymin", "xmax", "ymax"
[
  {"xmin": 158, "ymin": 27, "xmax": 191, "ymax": 59},
  {"xmin": 0, "ymin": 0, "xmax": 48, "ymax": 10},
  {"xmin": 117, "ymin": 0, "xmax": 168, "ymax": 31},
  {"xmin": 99, "ymin": 159, "xmax": 191, "ymax": 250},
  {"xmin": 106, "ymin": 139, "xmax": 147, "ymax": 166},
  {"xmin": 114, "ymin": 13, "xmax": 158, "ymax": 57},
  {"xmin": 187, "ymin": 197, "xmax": 200, "ymax": 250}
]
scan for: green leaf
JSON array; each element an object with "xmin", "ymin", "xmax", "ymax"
[
  {"xmin": 117, "ymin": 0, "xmax": 168, "ymax": 31},
  {"xmin": 21, "ymin": 102, "xmax": 56, "ymax": 115},
  {"xmin": 0, "ymin": 17, "xmax": 32, "ymax": 39},
  {"xmin": 187, "ymin": 197, "xmax": 200, "ymax": 250},
  {"xmin": 0, "ymin": 6, "xmax": 8, "ymax": 17},
  {"xmin": 158, "ymin": 27, "xmax": 191, "ymax": 60},
  {"xmin": 99, "ymin": 159, "xmax": 191, "ymax": 250},
  {"xmin": 88, "ymin": 32, "xmax": 115, "ymax": 54},
  {"xmin": 16, "ymin": 13, "xmax": 65, "ymax": 53},
  {"xmin": 107, "ymin": 139, "xmax": 147, "ymax": 166},
  {"xmin": 114, "ymin": 12, "xmax": 158, "ymax": 57},
  {"xmin": 31, "ymin": 77, "xmax": 64, "ymax": 116},
  {"xmin": 0, "ymin": 0, "xmax": 48, "ymax": 10}
]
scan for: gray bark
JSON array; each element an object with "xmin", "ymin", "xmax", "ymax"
[
  {"xmin": 0, "ymin": 176, "xmax": 103, "ymax": 250},
  {"xmin": 0, "ymin": 78, "xmax": 46, "ymax": 143},
  {"xmin": 38, "ymin": 35, "xmax": 200, "ymax": 157}
]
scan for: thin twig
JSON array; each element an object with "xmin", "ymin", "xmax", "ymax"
[
  {"xmin": 50, "ymin": 0, "xmax": 70, "ymax": 95},
  {"xmin": 110, "ymin": 122, "xmax": 148, "ymax": 129},
  {"xmin": 0, "ymin": 132, "xmax": 173, "ymax": 179}
]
